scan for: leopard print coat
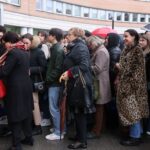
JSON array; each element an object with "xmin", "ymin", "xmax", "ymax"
[{"xmin": 116, "ymin": 45, "xmax": 149, "ymax": 126}]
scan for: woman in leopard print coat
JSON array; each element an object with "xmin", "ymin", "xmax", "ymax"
[{"xmin": 116, "ymin": 29, "xmax": 149, "ymax": 146}]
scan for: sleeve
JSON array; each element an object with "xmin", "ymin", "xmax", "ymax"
[
  {"xmin": 91, "ymin": 51, "xmax": 108, "ymax": 76},
  {"xmin": 46, "ymin": 50, "xmax": 64, "ymax": 83},
  {"xmin": 0, "ymin": 52, "xmax": 17, "ymax": 78},
  {"xmin": 69, "ymin": 45, "xmax": 90, "ymax": 78},
  {"xmin": 30, "ymin": 50, "xmax": 47, "ymax": 74}
]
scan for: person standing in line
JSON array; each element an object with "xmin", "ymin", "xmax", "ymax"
[
  {"xmin": 22, "ymin": 34, "xmax": 47, "ymax": 136},
  {"xmin": 0, "ymin": 31, "xmax": 33, "ymax": 150},
  {"xmin": 59, "ymin": 28, "xmax": 95, "ymax": 149},
  {"xmin": 139, "ymin": 33, "xmax": 150, "ymax": 136},
  {"xmin": 45, "ymin": 28, "xmax": 64, "ymax": 140},
  {"xmin": 116, "ymin": 29, "xmax": 149, "ymax": 146},
  {"xmin": 86, "ymin": 35, "xmax": 111, "ymax": 139}
]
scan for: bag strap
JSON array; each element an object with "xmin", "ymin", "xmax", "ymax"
[
  {"xmin": 79, "ymin": 69, "xmax": 86, "ymax": 88},
  {"xmin": 38, "ymin": 67, "xmax": 44, "ymax": 81}
]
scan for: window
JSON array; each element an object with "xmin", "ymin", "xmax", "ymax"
[
  {"xmin": 10, "ymin": 0, "xmax": 19, "ymax": 4},
  {"xmin": 36, "ymin": 0, "xmax": 43, "ymax": 10},
  {"xmin": 132, "ymin": 13, "xmax": 138, "ymax": 22},
  {"xmin": 83, "ymin": 7, "xmax": 89, "ymax": 17},
  {"xmin": 74, "ymin": 5, "xmax": 81, "ymax": 17},
  {"xmin": 46, "ymin": 0, "xmax": 53, "ymax": 12},
  {"xmin": 55, "ymin": 2, "xmax": 63, "ymax": 14},
  {"xmin": 65, "ymin": 3, "xmax": 72, "ymax": 15},
  {"xmin": 140, "ymin": 14, "xmax": 146, "ymax": 22},
  {"xmin": 124, "ymin": 13, "xmax": 130, "ymax": 21},
  {"xmin": 107, "ymin": 11, "xmax": 114, "ymax": 20},
  {"xmin": 149, "ymin": 16, "xmax": 150, "ymax": 22},
  {"xmin": 91, "ymin": 9, "xmax": 98, "ymax": 19},
  {"xmin": 116, "ymin": 12, "xmax": 122, "ymax": 21},
  {"xmin": 99, "ymin": 10, "xmax": 106, "ymax": 20}
]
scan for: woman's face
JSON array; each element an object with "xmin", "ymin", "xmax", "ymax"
[
  {"xmin": 22, "ymin": 38, "xmax": 32, "ymax": 50},
  {"xmin": 124, "ymin": 32, "xmax": 135, "ymax": 46},
  {"xmin": 139, "ymin": 37, "xmax": 148, "ymax": 50},
  {"xmin": 67, "ymin": 31, "xmax": 77, "ymax": 43}
]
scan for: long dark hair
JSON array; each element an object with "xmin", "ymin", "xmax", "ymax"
[{"xmin": 125, "ymin": 29, "xmax": 139, "ymax": 46}]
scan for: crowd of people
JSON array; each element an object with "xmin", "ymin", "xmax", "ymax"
[{"xmin": 0, "ymin": 25, "xmax": 150, "ymax": 150}]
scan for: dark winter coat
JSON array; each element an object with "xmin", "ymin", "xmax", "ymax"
[
  {"xmin": 0, "ymin": 48, "xmax": 33, "ymax": 123},
  {"xmin": 145, "ymin": 52, "xmax": 150, "ymax": 108},
  {"xmin": 106, "ymin": 33, "xmax": 121, "ymax": 97},
  {"xmin": 63, "ymin": 38, "xmax": 95, "ymax": 114},
  {"xmin": 29, "ymin": 47, "xmax": 47, "ymax": 91}
]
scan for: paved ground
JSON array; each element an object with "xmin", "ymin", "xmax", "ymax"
[{"xmin": 0, "ymin": 127, "xmax": 150, "ymax": 150}]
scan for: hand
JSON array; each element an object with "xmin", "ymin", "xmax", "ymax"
[
  {"xmin": 59, "ymin": 71, "xmax": 68, "ymax": 83},
  {"xmin": 115, "ymin": 63, "xmax": 120, "ymax": 70}
]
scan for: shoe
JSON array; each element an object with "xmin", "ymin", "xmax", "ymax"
[
  {"xmin": 146, "ymin": 131, "xmax": 150, "ymax": 135},
  {"xmin": 32, "ymin": 126, "xmax": 42, "ymax": 136},
  {"xmin": 87, "ymin": 132, "xmax": 99, "ymax": 139},
  {"xmin": 21, "ymin": 137, "xmax": 34, "ymax": 146},
  {"xmin": 41, "ymin": 119, "xmax": 51, "ymax": 127},
  {"xmin": 45, "ymin": 133, "xmax": 64, "ymax": 140},
  {"xmin": 67, "ymin": 142, "xmax": 87, "ymax": 149},
  {"xmin": 0, "ymin": 116, "xmax": 8, "ymax": 125},
  {"xmin": 120, "ymin": 137, "xmax": 141, "ymax": 146}
]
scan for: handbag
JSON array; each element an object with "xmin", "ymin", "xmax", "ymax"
[
  {"xmin": 69, "ymin": 69, "xmax": 92, "ymax": 108},
  {"xmin": 34, "ymin": 68, "xmax": 45, "ymax": 93},
  {"xmin": 0, "ymin": 80, "xmax": 6, "ymax": 99}
]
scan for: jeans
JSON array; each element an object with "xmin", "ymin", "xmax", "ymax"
[
  {"xmin": 48, "ymin": 87, "xmax": 60, "ymax": 136},
  {"xmin": 130, "ymin": 121, "xmax": 143, "ymax": 138}
]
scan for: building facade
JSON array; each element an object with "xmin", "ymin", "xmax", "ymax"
[{"xmin": 0, "ymin": 0, "xmax": 150, "ymax": 34}]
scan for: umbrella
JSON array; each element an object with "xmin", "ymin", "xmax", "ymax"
[
  {"xmin": 92, "ymin": 27, "xmax": 117, "ymax": 38},
  {"xmin": 59, "ymin": 80, "xmax": 67, "ymax": 140},
  {"xmin": 141, "ymin": 24, "xmax": 150, "ymax": 31}
]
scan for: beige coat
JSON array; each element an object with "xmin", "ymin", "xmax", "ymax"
[
  {"xmin": 91, "ymin": 45, "xmax": 111, "ymax": 105},
  {"xmin": 117, "ymin": 45, "xmax": 149, "ymax": 126}
]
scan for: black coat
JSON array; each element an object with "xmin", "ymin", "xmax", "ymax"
[
  {"xmin": 0, "ymin": 48, "xmax": 33, "ymax": 123},
  {"xmin": 63, "ymin": 38, "xmax": 94, "ymax": 113},
  {"xmin": 145, "ymin": 52, "xmax": 150, "ymax": 107},
  {"xmin": 29, "ymin": 47, "xmax": 47, "ymax": 90},
  {"xmin": 108, "ymin": 46, "xmax": 121, "ymax": 97}
]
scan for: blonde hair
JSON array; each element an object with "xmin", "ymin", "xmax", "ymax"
[
  {"xmin": 31, "ymin": 35, "xmax": 41, "ymax": 49},
  {"xmin": 86, "ymin": 35, "xmax": 104, "ymax": 48},
  {"xmin": 140, "ymin": 33, "xmax": 150, "ymax": 50},
  {"xmin": 69, "ymin": 27, "xmax": 85, "ymax": 38}
]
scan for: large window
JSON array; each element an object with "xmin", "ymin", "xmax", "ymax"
[
  {"xmin": 65, "ymin": 3, "xmax": 72, "ymax": 15},
  {"xmin": 83, "ymin": 7, "xmax": 89, "ymax": 17},
  {"xmin": 140, "ymin": 14, "xmax": 146, "ymax": 22},
  {"xmin": 107, "ymin": 11, "xmax": 114, "ymax": 20},
  {"xmin": 132, "ymin": 13, "xmax": 138, "ymax": 22},
  {"xmin": 55, "ymin": 2, "xmax": 63, "ymax": 14},
  {"xmin": 116, "ymin": 12, "xmax": 122, "ymax": 21},
  {"xmin": 10, "ymin": 0, "xmax": 20, "ymax": 5},
  {"xmin": 91, "ymin": 9, "xmax": 98, "ymax": 19},
  {"xmin": 99, "ymin": 10, "xmax": 106, "ymax": 20},
  {"xmin": 46, "ymin": 0, "xmax": 53, "ymax": 12},
  {"xmin": 36, "ymin": 0, "xmax": 43, "ymax": 10},
  {"xmin": 74, "ymin": 5, "xmax": 81, "ymax": 17},
  {"xmin": 124, "ymin": 13, "xmax": 130, "ymax": 21}
]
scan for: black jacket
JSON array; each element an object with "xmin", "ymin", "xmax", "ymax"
[
  {"xmin": 63, "ymin": 38, "xmax": 94, "ymax": 113},
  {"xmin": 0, "ymin": 48, "xmax": 33, "ymax": 122},
  {"xmin": 29, "ymin": 47, "xmax": 47, "ymax": 90}
]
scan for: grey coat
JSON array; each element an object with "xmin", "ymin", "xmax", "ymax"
[{"xmin": 91, "ymin": 45, "xmax": 111, "ymax": 105}]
